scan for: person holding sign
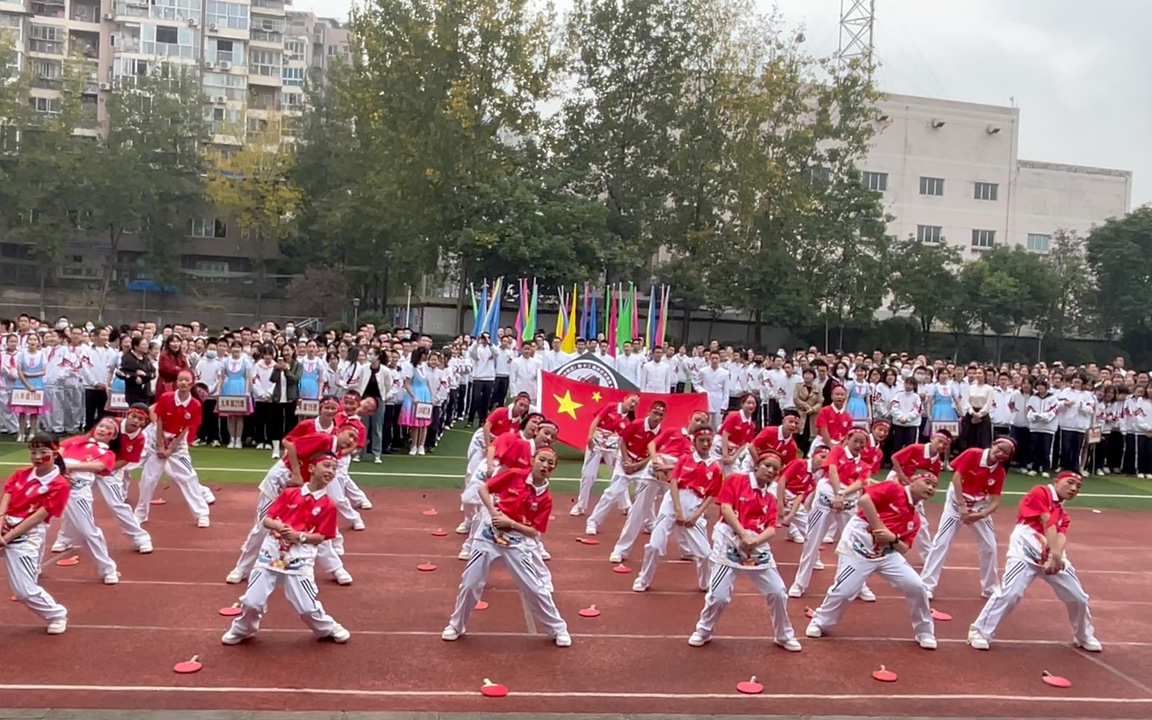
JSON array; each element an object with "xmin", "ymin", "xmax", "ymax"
[
  {"xmin": 0, "ymin": 433, "xmax": 72, "ymax": 634},
  {"xmin": 12, "ymin": 332, "xmax": 48, "ymax": 443},
  {"xmin": 400, "ymin": 347, "xmax": 434, "ymax": 456},
  {"xmin": 217, "ymin": 340, "xmax": 253, "ymax": 449},
  {"xmin": 689, "ymin": 452, "xmax": 801, "ymax": 651},
  {"xmin": 967, "ymin": 471, "xmax": 1101, "ymax": 652}
]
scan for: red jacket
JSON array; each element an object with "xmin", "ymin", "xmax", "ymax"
[{"xmin": 157, "ymin": 351, "xmax": 190, "ymax": 396}]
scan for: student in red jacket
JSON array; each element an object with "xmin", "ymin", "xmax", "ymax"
[{"xmin": 968, "ymin": 471, "xmax": 1101, "ymax": 652}]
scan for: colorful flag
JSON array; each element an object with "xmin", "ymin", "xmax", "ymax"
[
  {"xmin": 523, "ymin": 279, "xmax": 537, "ymax": 342},
  {"xmin": 617, "ymin": 285, "xmax": 632, "ymax": 351},
  {"xmin": 554, "ymin": 287, "xmax": 566, "ymax": 340},
  {"xmin": 589, "ymin": 292, "xmax": 598, "ymax": 340},
  {"xmin": 485, "ymin": 277, "xmax": 503, "ymax": 338},
  {"xmin": 538, "ymin": 370, "xmax": 708, "ymax": 449},
  {"xmin": 560, "ymin": 283, "xmax": 578, "ymax": 353},
  {"xmin": 514, "ymin": 279, "xmax": 526, "ymax": 348},
  {"xmin": 469, "ymin": 283, "xmax": 479, "ymax": 336},
  {"xmin": 645, "ymin": 285, "xmax": 656, "ymax": 349},
  {"xmin": 655, "ymin": 285, "xmax": 669, "ymax": 347},
  {"xmin": 607, "ymin": 285, "xmax": 618, "ymax": 354},
  {"xmin": 473, "ymin": 281, "xmax": 489, "ymax": 337}
]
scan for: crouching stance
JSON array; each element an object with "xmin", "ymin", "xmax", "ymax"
[
  {"xmin": 222, "ymin": 451, "xmax": 350, "ymax": 645},
  {"xmin": 807, "ymin": 471, "xmax": 940, "ymax": 650},
  {"xmin": 968, "ymin": 472, "xmax": 1101, "ymax": 652},
  {"xmin": 0, "ymin": 434, "xmax": 71, "ymax": 634},
  {"xmin": 690, "ymin": 452, "xmax": 800, "ymax": 651},
  {"xmin": 443, "ymin": 447, "xmax": 571, "ymax": 647}
]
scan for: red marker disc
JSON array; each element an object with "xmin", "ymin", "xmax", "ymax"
[
  {"xmin": 931, "ymin": 609, "xmax": 952, "ymax": 621},
  {"xmin": 417, "ymin": 563, "xmax": 437, "ymax": 572},
  {"xmin": 579, "ymin": 605, "xmax": 601, "ymax": 618},
  {"xmin": 151, "ymin": 498, "xmax": 166, "ymax": 505},
  {"xmin": 576, "ymin": 537, "xmax": 600, "ymax": 545},
  {"xmin": 480, "ymin": 679, "xmax": 508, "ymax": 698},
  {"xmin": 804, "ymin": 606, "xmax": 815, "ymax": 619},
  {"xmin": 56, "ymin": 556, "xmax": 79, "ymax": 567},
  {"xmin": 422, "ymin": 509, "xmax": 438, "ymax": 516},
  {"xmin": 8, "ymin": 596, "xmax": 16, "ymax": 602},
  {"xmin": 219, "ymin": 604, "xmax": 242, "ymax": 617},
  {"xmin": 431, "ymin": 529, "xmax": 448, "ymax": 537},
  {"xmin": 819, "ymin": 544, "xmax": 826, "ymax": 551},
  {"xmin": 872, "ymin": 665, "xmax": 897, "ymax": 683},
  {"xmin": 173, "ymin": 655, "xmax": 202, "ymax": 674},
  {"xmin": 475, "ymin": 601, "xmax": 489, "ymax": 610},
  {"xmin": 612, "ymin": 564, "xmax": 631, "ymax": 574},
  {"xmin": 736, "ymin": 676, "xmax": 763, "ymax": 694},
  {"xmin": 1042, "ymin": 671, "xmax": 1071, "ymax": 688},
  {"xmin": 549, "ymin": 515, "xmax": 556, "ymax": 521}
]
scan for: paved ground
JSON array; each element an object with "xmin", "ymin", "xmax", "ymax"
[{"xmin": 0, "ymin": 712, "xmax": 1094, "ymax": 720}]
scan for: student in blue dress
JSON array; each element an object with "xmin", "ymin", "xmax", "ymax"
[
  {"xmin": 11, "ymin": 333, "xmax": 48, "ymax": 442},
  {"xmin": 400, "ymin": 346, "xmax": 434, "ymax": 456},
  {"xmin": 217, "ymin": 340, "xmax": 253, "ymax": 449},
  {"xmin": 845, "ymin": 366, "xmax": 872, "ymax": 426},
  {"xmin": 928, "ymin": 367, "xmax": 961, "ymax": 459},
  {"xmin": 298, "ymin": 340, "xmax": 325, "ymax": 406}
]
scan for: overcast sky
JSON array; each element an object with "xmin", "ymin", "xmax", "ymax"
[{"xmin": 296, "ymin": 0, "xmax": 1150, "ymax": 209}]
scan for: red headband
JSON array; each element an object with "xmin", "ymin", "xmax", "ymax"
[
  {"xmin": 127, "ymin": 407, "xmax": 150, "ymax": 421},
  {"xmin": 1054, "ymin": 470, "xmax": 1082, "ymax": 483}
]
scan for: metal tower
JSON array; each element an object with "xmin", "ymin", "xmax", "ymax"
[{"xmin": 838, "ymin": 0, "xmax": 876, "ymax": 72}]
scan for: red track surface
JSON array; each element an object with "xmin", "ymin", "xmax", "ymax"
[{"xmin": 2, "ymin": 483, "xmax": 1150, "ymax": 717}]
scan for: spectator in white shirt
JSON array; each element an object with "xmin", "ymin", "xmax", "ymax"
[
  {"xmin": 509, "ymin": 345, "xmax": 543, "ymax": 400},
  {"xmin": 467, "ymin": 334, "xmax": 496, "ymax": 424},
  {"xmin": 1026, "ymin": 379, "xmax": 1060, "ymax": 476},
  {"xmin": 1056, "ymin": 373, "xmax": 1096, "ymax": 474},
  {"xmin": 493, "ymin": 334, "xmax": 516, "ymax": 408},
  {"xmin": 693, "ymin": 352, "xmax": 731, "ymax": 429},
  {"xmin": 640, "ymin": 346, "xmax": 673, "ymax": 393},
  {"xmin": 615, "ymin": 342, "xmax": 643, "ymax": 387},
  {"xmin": 79, "ymin": 326, "xmax": 118, "ymax": 431}
]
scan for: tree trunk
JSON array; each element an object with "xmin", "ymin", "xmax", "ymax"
[
  {"xmin": 38, "ymin": 265, "xmax": 48, "ymax": 320},
  {"xmin": 455, "ymin": 255, "xmax": 468, "ymax": 336},
  {"xmin": 679, "ymin": 302, "xmax": 690, "ymax": 345},
  {"xmin": 98, "ymin": 225, "xmax": 123, "ymax": 323},
  {"xmin": 753, "ymin": 309, "xmax": 762, "ymax": 348},
  {"xmin": 255, "ymin": 231, "xmax": 265, "ymax": 323}
]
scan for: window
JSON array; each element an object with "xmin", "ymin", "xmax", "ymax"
[
  {"xmin": 250, "ymin": 49, "xmax": 280, "ymax": 76},
  {"xmin": 974, "ymin": 182, "xmax": 999, "ymax": 201},
  {"xmin": 191, "ymin": 219, "xmax": 227, "ymax": 238},
  {"xmin": 919, "ymin": 176, "xmax": 944, "ymax": 196},
  {"xmin": 203, "ymin": 71, "xmax": 247, "ymax": 101},
  {"xmin": 1027, "ymin": 233, "xmax": 1051, "ymax": 253},
  {"xmin": 971, "ymin": 229, "xmax": 996, "ymax": 249},
  {"xmin": 206, "ymin": 1, "xmax": 249, "ymax": 30},
  {"xmin": 282, "ymin": 66, "xmax": 303, "ymax": 87},
  {"xmin": 155, "ymin": 26, "xmax": 178, "ymax": 44},
  {"xmin": 149, "ymin": 0, "xmax": 201, "ymax": 23},
  {"xmin": 194, "ymin": 260, "xmax": 229, "ymax": 282},
  {"xmin": 31, "ymin": 96, "xmax": 61, "ymax": 114},
  {"xmin": 29, "ymin": 24, "xmax": 65, "ymax": 55},
  {"xmin": 209, "ymin": 38, "xmax": 243, "ymax": 65},
  {"xmin": 916, "ymin": 225, "xmax": 942, "ymax": 244},
  {"xmin": 285, "ymin": 40, "xmax": 305, "ymax": 61},
  {"xmin": 862, "ymin": 171, "xmax": 888, "ymax": 192},
  {"xmin": 142, "ymin": 23, "xmax": 197, "ymax": 59}
]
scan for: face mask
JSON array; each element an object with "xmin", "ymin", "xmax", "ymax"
[
  {"xmin": 206, "ymin": 350, "xmax": 217, "ymax": 359},
  {"xmin": 836, "ymin": 368, "xmax": 847, "ymax": 377},
  {"xmin": 56, "ymin": 321, "xmax": 68, "ymax": 330},
  {"xmin": 285, "ymin": 327, "xmax": 295, "ymax": 336},
  {"xmin": 85, "ymin": 324, "xmax": 94, "ymax": 332}
]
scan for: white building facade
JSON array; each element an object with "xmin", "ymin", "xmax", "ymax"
[{"xmin": 863, "ymin": 93, "xmax": 1132, "ymax": 257}]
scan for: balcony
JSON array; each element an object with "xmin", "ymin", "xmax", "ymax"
[
  {"xmin": 69, "ymin": 2, "xmax": 103, "ymax": 28},
  {"xmin": 30, "ymin": 0, "xmax": 66, "ymax": 19},
  {"xmin": 251, "ymin": 0, "xmax": 286, "ymax": 15},
  {"xmin": 113, "ymin": 0, "xmax": 150, "ymax": 20},
  {"xmin": 250, "ymin": 29, "xmax": 283, "ymax": 46}
]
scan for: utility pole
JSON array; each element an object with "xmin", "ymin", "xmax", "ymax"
[{"xmin": 838, "ymin": 0, "xmax": 876, "ymax": 75}]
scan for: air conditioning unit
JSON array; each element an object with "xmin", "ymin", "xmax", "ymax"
[
  {"xmin": 218, "ymin": 61, "xmax": 232, "ymax": 70},
  {"xmin": 208, "ymin": 23, "xmax": 218, "ymax": 32},
  {"xmin": 203, "ymin": 60, "xmax": 214, "ymax": 69},
  {"xmin": 188, "ymin": 18, "xmax": 198, "ymax": 27},
  {"xmin": 103, "ymin": 13, "xmax": 114, "ymax": 21},
  {"xmin": 213, "ymin": 95, "xmax": 227, "ymax": 104},
  {"xmin": 98, "ymin": 82, "xmax": 111, "ymax": 90}
]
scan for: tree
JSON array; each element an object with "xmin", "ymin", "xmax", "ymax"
[
  {"xmin": 204, "ymin": 115, "xmax": 302, "ymax": 321},
  {"xmin": 1037, "ymin": 230, "xmax": 1098, "ymax": 340},
  {"xmin": 1085, "ymin": 207, "xmax": 1152, "ymax": 340},
  {"xmin": 286, "ymin": 266, "xmax": 351, "ymax": 320},
  {"xmin": 82, "ymin": 69, "xmax": 208, "ymax": 320},
  {"xmin": 887, "ymin": 236, "xmax": 963, "ymax": 341}
]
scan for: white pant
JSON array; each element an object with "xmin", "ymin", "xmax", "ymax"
[
  {"xmin": 588, "ymin": 463, "xmax": 645, "ymax": 529},
  {"xmin": 3, "ymin": 528, "xmax": 67, "ymax": 621},
  {"xmin": 694, "ymin": 562, "xmax": 795, "ymax": 643},
  {"xmin": 60, "ymin": 487, "xmax": 117, "ymax": 577},
  {"xmin": 792, "ymin": 485, "xmax": 854, "ymax": 592},
  {"xmin": 610, "ymin": 480, "xmax": 664, "ymax": 559},
  {"xmin": 457, "ymin": 467, "xmax": 489, "ymax": 555},
  {"xmin": 446, "ymin": 538, "xmax": 567, "ymax": 637},
  {"xmin": 56, "ymin": 473, "xmax": 151, "ymax": 550},
  {"xmin": 636, "ymin": 489, "xmax": 712, "ymax": 590},
  {"xmin": 136, "ymin": 447, "xmax": 211, "ymax": 522},
  {"xmin": 781, "ymin": 490, "xmax": 810, "ymax": 543},
  {"xmin": 919, "ymin": 487, "xmax": 999, "ymax": 597},
  {"xmin": 913, "ymin": 502, "xmax": 932, "ymax": 562},
  {"xmin": 329, "ymin": 469, "xmax": 363, "ymax": 527},
  {"xmin": 235, "ymin": 493, "xmax": 279, "ymax": 576},
  {"xmin": 227, "ymin": 567, "xmax": 342, "ymax": 639},
  {"xmin": 812, "ymin": 551, "xmax": 933, "ymax": 638},
  {"xmin": 970, "ymin": 557, "xmax": 1095, "ymax": 643},
  {"xmin": 577, "ymin": 442, "xmax": 624, "ymax": 511}
]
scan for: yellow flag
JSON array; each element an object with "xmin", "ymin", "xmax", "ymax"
[{"xmin": 561, "ymin": 283, "xmax": 578, "ymax": 352}]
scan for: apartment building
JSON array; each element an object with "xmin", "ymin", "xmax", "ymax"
[
  {"xmin": 0, "ymin": 0, "xmax": 350, "ymax": 286},
  {"xmin": 863, "ymin": 93, "xmax": 1132, "ymax": 256}
]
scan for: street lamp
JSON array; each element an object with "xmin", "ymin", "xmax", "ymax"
[{"xmin": 352, "ymin": 297, "xmax": 360, "ymax": 329}]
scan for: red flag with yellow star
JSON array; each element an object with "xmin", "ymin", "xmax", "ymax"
[{"xmin": 538, "ymin": 371, "xmax": 708, "ymax": 449}]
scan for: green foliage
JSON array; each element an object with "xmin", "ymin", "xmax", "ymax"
[
  {"xmin": 1086, "ymin": 206, "xmax": 1152, "ymax": 338},
  {"xmin": 887, "ymin": 236, "xmax": 963, "ymax": 338}
]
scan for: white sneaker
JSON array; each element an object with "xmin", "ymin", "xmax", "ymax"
[
  {"xmin": 584, "ymin": 523, "xmax": 597, "ymax": 536},
  {"xmin": 352, "ymin": 519, "xmax": 366, "ymax": 531},
  {"xmin": 1096, "ymin": 470, "xmax": 1105, "ymax": 477},
  {"xmin": 197, "ymin": 516, "xmax": 210, "ymax": 528},
  {"xmin": 50, "ymin": 541, "xmax": 70, "ymax": 553},
  {"xmin": 554, "ymin": 633, "xmax": 572, "ymax": 647},
  {"xmin": 968, "ymin": 629, "xmax": 990, "ymax": 650},
  {"xmin": 569, "ymin": 504, "xmax": 585, "ymax": 517},
  {"xmin": 1139, "ymin": 473, "xmax": 1148, "ymax": 480},
  {"xmin": 927, "ymin": 590, "xmax": 934, "ymax": 600},
  {"xmin": 327, "ymin": 625, "xmax": 351, "ymax": 643},
  {"xmin": 814, "ymin": 559, "xmax": 825, "ymax": 570},
  {"xmin": 458, "ymin": 548, "xmax": 471, "ymax": 560},
  {"xmin": 631, "ymin": 579, "xmax": 647, "ymax": 592},
  {"xmin": 334, "ymin": 545, "xmax": 345, "ymax": 557},
  {"xmin": 221, "ymin": 631, "xmax": 247, "ymax": 645},
  {"xmin": 409, "ymin": 447, "xmax": 417, "ymax": 456},
  {"xmin": 608, "ymin": 552, "xmax": 623, "ymax": 564},
  {"xmin": 202, "ymin": 490, "xmax": 216, "ymax": 505},
  {"xmin": 917, "ymin": 634, "xmax": 938, "ymax": 650},
  {"xmin": 540, "ymin": 549, "xmax": 551, "ymax": 561},
  {"xmin": 777, "ymin": 638, "xmax": 802, "ymax": 652},
  {"xmin": 136, "ymin": 543, "xmax": 153, "ymax": 554},
  {"xmin": 805, "ymin": 621, "xmax": 823, "ymax": 638},
  {"xmin": 103, "ymin": 573, "xmax": 120, "ymax": 585},
  {"xmin": 688, "ymin": 632, "xmax": 710, "ymax": 647},
  {"xmin": 1075, "ymin": 636, "xmax": 1103, "ymax": 652},
  {"xmin": 334, "ymin": 569, "xmax": 353, "ymax": 585},
  {"xmin": 822, "ymin": 535, "xmax": 834, "ymax": 544},
  {"xmin": 359, "ymin": 499, "xmax": 373, "ymax": 510},
  {"xmin": 226, "ymin": 568, "xmax": 245, "ymax": 584},
  {"xmin": 788, "ymin": 583, "xmax": 804, "ymax": 598},
  {"xmin": 1027, "ymin": 470, "xmax": 1038, "ymax": 477},
  {"xmin": 441, "ymin": 625, "xmax": 461, "ymax": 641},
  {"xmin": 858, "ymin": 585, "xmax": 876, "ymax": 602},
  {"xmin": 417, "ymin": 446, "xmax": 426, "ymax": 456},
  {"xmin": 455, "ymin": 522, "xmax": 471, "ymax": 535},
  {"xmin": 47, "ymin": 617, "xmax": 67, "ymax": 635}
]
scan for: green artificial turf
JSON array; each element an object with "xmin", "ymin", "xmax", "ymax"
[{"xmin": 1, "ymin": 426, "xmax": 1149, "ymax": 510}]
